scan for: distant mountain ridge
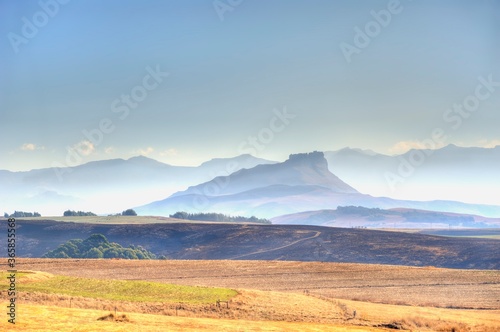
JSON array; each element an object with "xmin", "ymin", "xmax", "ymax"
[
  {"xmin": 325, "ymin": 144, "xmax": 500, "ymax": 206},
  {"xmin": 3, "ymin": 145, "xmax": 500, "ymax": 221},
  {"xmin": 0, "ymin": 154, "xmax": 275, "ymax": 216},
  {"xmin": 136, "ymin": 151, "xmax": 500, "ymax": 219}
]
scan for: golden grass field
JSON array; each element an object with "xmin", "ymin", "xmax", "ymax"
[{"xmin": 0, "ymin": 259, "xmax": 499, "ymax": 331}]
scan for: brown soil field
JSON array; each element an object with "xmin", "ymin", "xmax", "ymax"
[{"xmin": 13, "ymin": 258, "xmax": 500, "ymax": 310}]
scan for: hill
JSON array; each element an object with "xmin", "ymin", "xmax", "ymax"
[
  {"xmin": 271, "ymin": 206, "xmax": 500, "ymax": 228},
  {"xmin": 2, "ymin": 219, "xmax": 499, "ymax": 269}
]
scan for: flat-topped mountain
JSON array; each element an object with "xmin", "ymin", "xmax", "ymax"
[{"xmin": 172, "ymin": 152, "xmax": 358, "ymax": 198}]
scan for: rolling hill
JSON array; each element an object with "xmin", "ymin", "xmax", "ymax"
[
  {"xmin": 1, "ymin": 219, "xmax": 498, "ymax": 269},
  {"xmin": 271, "ymin": 206, "xmax": 500, "ymax": 228}
]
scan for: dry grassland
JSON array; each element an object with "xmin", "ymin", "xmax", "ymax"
[
  {"xmin": 1, "ymin": 259, "xmax": 499, "ymax": 331},
  {"xmin": 0, "ymin": 303, "xmax": 384, "ymax": 332},
  {"xmin": 14, "ymin": 259, "xmax": 500, "ymax": 309}
]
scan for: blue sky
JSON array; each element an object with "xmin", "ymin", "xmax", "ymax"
[{"xmin": 1, "ymin": 0, "xmax": 499, "ymax": 171}]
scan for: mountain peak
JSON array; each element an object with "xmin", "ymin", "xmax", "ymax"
[
  {"xmin": 286, "ymin": 151, "xmax": 325, "ymax": 164},
  {"xmin": 171, "ymin": 150, "xmax": 358, "ymax": 199}
]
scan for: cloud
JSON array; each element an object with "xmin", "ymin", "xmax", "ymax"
[
  {"xmin": 388, "ymin": 140, "xmax": 445, "ymax": 155},
  {"xmin": 20, "ymin": 143, "xmax": 44, "ymax": 151},
  {"xmin": 72, "ymin": 140, "xmax": 95, "ymax": 156},
  {"xmin": 160, "ymin": 148, "xmax": 178, "ymax": 157},
  {"xmin": 477, "ymin": 139, "xmax": 500, "ymax": 148},
  {"xmin": 104, "ymin": 146, "xmax": 114, "ymax": 154},
  {"xmin": 137, "ymin": 147, "xmax": 154, "ymax": 156}
]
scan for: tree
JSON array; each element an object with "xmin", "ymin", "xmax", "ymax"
[
  {"xmin": 82, "ymin": 234, "xmax": 109, "ymax": 251},
  {"xmin": 85, "ymin": 248, "xmax": 103, "ymax": 258},
  {"xmin": 54, "ymin": 251, "xmax": 70, "ymax": 259},
  {"xmin": 122, "ymin": 209, "xmax": 137, "ymax": 216},
  {"xmin": 7, "ymin": 211, "xmax": 41, "ymax": 218},
  {"xmin": 122, "ymin": 248, "xmax": 138, "ymax": 259},
  {"xmin": 63, "ymin": 210, "xmax": 96, "ymax": 216},
  {"xmin": 103, "ymin": 248, "xmax": 119, "ymax": 258},
  {"xmin": 63, "ymin": 210, "xmax": 74, "ymax": 216}
]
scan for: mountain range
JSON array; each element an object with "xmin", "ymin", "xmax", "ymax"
[
  {"xmin": 0, "ymin": 154, "xmax": 274, "ymax": 216},
  {"xmin": 136, "ymin": 151, "xmax": 500, "ymax": 219},
  {"xmin": 324, "ymin": 144, "xmax": 500, "ymax": 206},
  {"xmin": 2, "ymin": 145, "xmax": 500, "ymax": 223}
]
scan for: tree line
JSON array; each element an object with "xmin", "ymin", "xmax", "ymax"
[
  {"xmin": 4, "ymin": 211, "xmax": 41, "ymax": 218},
  {"xmin": 170, "ymin": 211, "xmax": 270, "ymax": 224},
  {"xmin": 63, "ymin": 209, "xmax": 137, "ymax": 217}
]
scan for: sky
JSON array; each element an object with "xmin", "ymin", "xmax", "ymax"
[{"xmin": 1, "ymin": 0, "xmax": 499, "ymax": 171}]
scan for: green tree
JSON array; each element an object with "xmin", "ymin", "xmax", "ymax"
[
  {"xmin": 122, "ymin": 209, "xmax": 137, "ymax": 216},
  {"xmin": 82, "ymin": 234, "xmax": 109, "ymax": 251},
  {"xmin": 85, "ymin": 248, "xmax": 103, "ymax": 258},
  {"xmin": 103, "ymin": 248, "xmax": 119, "ymax": 258},
  {"xmin": 54, "ymin": 251, "xmax": 70, "ymax": 258}
]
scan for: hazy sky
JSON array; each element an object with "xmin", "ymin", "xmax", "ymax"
[{"xmin": 1, "ymin": 0, "xmax": 499, "ymax": 171}]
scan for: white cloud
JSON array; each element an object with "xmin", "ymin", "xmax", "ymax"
[
  {"xmin": 73, "ymin": 140, "xmax": 95, "ymax": 156},
  {"xmin": 137, "ymin": 147, "xmax": 154, "ymax": 156},
  {"xmin": 104, "ymin": 146, "xmax": 114, "ymax": 154},
  {"xmin": 160, "ymin": 148, "xmax": 178, "ymax": 157},
  {"xmin": 20, "ymin": 143, "xmax": 45, "ymax": 151},
  {"xmin": 477, "ymin": 139, "xmax": 500, "ymax": 148},
  {"xmin": 388, "ymin": 140, "xmax": 445, "ymax": 155}
]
